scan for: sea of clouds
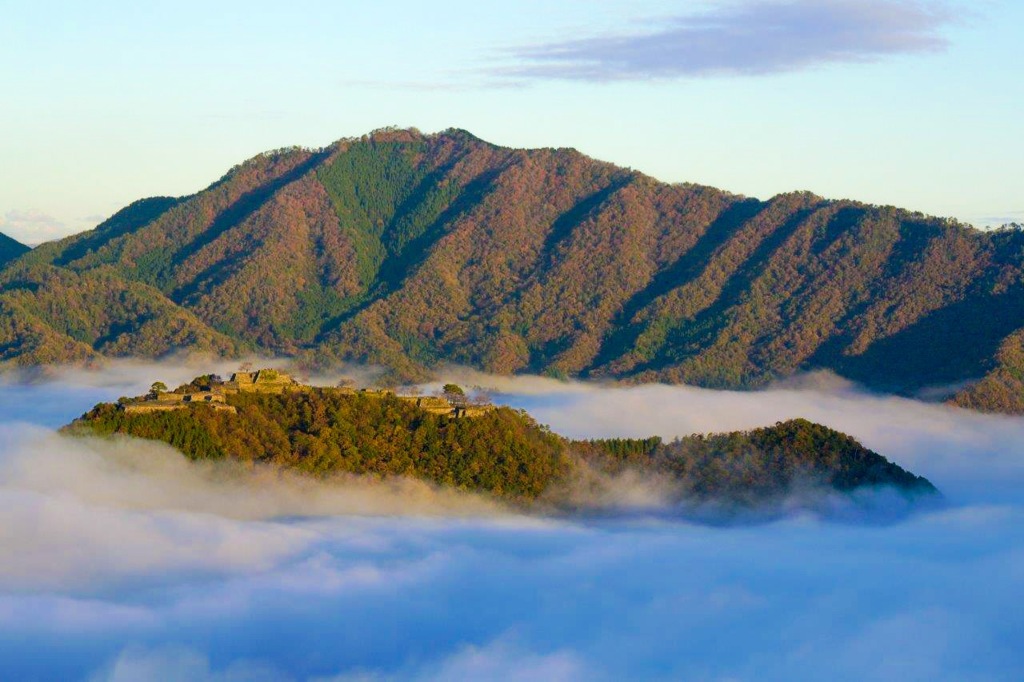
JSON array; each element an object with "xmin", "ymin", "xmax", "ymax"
[{"xmin": 1, "ymin": 362, "xmax": 1022, "ymax": 681}]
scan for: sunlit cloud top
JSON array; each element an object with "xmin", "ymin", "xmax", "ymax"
[{"xmin": 504, "ymin": 0, "xmax": 954, "ymax": 81}]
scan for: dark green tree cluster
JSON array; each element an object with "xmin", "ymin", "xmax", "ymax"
[{"xmin": 576, "ymin": 419, "xmax": 935, "ymax": 503}]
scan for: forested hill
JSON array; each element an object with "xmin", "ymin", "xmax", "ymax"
[
  {"xmin": 64, "ymin": 376, "xmax": 937, "ymax": 507},
  {"xmin": 0, "ymin": 232, "xmax": 29, "ymax": 269},
  {"xmin": 3, "ymin": 128, "xmax": 1024, "ymax": 412}
]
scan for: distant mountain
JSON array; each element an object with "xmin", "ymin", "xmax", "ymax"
[
  {"xmin": 0, "ymin": 232, "xmax": 29, "ymax": 269},
  {"xmin": 64, "ymin": 373, "xmax": 937, "ymax": 506},
  {"xmin": 2, "ymin": 128, "xmax": 1023, "ymax": 411}
]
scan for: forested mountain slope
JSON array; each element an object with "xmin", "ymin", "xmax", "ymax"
[
  {"xmin": 3, "ymin": 128, "xmax": 1023, "ymax": 411},
  {"xmin": 0, "ymin": 232, "xmax": 29, "ymax": 269}
]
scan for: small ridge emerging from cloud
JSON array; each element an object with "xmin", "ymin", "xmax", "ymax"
[{"xmin": 502, "ymin": 0, "xmax": 954, "ymax": 81}]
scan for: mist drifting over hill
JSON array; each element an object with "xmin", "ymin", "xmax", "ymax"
[{"xmin": 1, "ymin": 365, "xmax": 1022, "ymax": 680}]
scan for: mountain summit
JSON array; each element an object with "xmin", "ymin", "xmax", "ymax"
[{"xmin": 2, "ymin": 128, "xmax": 1023, "ymax": 411}]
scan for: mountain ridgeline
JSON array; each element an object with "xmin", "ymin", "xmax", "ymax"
[
  {"xmin": 64, "ymin": 373, "xmax": 936, "ymax": 507},
  {"xmin": 3, "ymin": 128, "xmax": 1023, "ymax": 411}
]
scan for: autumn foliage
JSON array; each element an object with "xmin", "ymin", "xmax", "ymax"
[{"xmin": 3, "ymin": 128, "xmax": 1023, "ymax": 412}]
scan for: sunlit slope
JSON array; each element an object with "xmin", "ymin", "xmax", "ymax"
[
  {"xmin": 0, "ymin": 264, "xmax": 238, "ymax": 365},
  {"xmin": 4, "ymin": 128, "xmax": 1024, "ymax": 411}
]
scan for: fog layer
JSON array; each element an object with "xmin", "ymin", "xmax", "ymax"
[{"xmin": 1, "ymin": 366, "xmax": 1022, "ymax": 680}]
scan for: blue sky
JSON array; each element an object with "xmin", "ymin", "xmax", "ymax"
[{"xmin": 1, "ymin": 0, "xmax": 1021, "ymax": 243}]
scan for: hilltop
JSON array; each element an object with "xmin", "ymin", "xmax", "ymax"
[
  {"xmin": 64, "ymin": 369, "xmax": 937, "ymax": 508},
  {"xmin": 3, "ymin": 128, "xmax": 1023, "ymax": 412}
]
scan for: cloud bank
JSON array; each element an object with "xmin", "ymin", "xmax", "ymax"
[
  {"xmin": 0, "ymin": 208, "xmax": 67, "ymax": 244},
  {"xmin": 0, "ymin": 209, "xmax": 110, "ymax": 245},
  {"xmin": 1, "ymin": 366, "xmax": 1022, "ymax": 680},
  {"xmin": 502, "ymin": 0, "xmax": 954, "ymax": 81}
]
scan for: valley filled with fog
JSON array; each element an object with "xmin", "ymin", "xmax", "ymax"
[{"xmin": 2, "ymin": 364, "xmax": 1022, "ymax": 681}]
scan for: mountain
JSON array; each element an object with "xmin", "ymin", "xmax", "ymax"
[
  {"xmin": 0, "ymin": 232, "xmax": 29, "ymax": 269},
  {"xmin": 63, "ymin": 372, "xmax": 937, "ymax": 506},
  {"xmin": 3, "ymin": 128, "xmax": 1023, "ymax": 411}
]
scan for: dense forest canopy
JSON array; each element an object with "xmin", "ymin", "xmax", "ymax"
[
  {"xmin": 3, "ymin": 128, "xmax": 1023, "ymax": 413},
  {"xmin": 65, "ymin": 373, "xmax": 937, "ymax": 507}
]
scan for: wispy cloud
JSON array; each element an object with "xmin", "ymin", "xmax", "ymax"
[
  {"xmin": 500, "ymin": 0, "xmax": 955, "ymax": 81},
  {"xmin": 81, "ymin": 214, "xmax": 110, "ymax": 225},
  {"xmin": 0, "ymin": 209, "xmax": 67, "ymax": 244},
  {"xmin": 338, "ymin": 77, "xmax": 528, "ymax": 93},
  {"xmin": 976, "ymin": 210, "xmax": 1024, "ymax": 227}
]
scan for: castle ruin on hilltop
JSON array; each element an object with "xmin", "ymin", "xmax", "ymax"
[
  {"xmin": 121, "ymin": 368, "xmax": 302, "ymax": 414},
  {"xmin": 222, "ymin": 368, "xmax": 303, "ymax": 394},
  {"xmin": 122, "ymin": 369, "xmax": 495, "ymax": 419}
]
